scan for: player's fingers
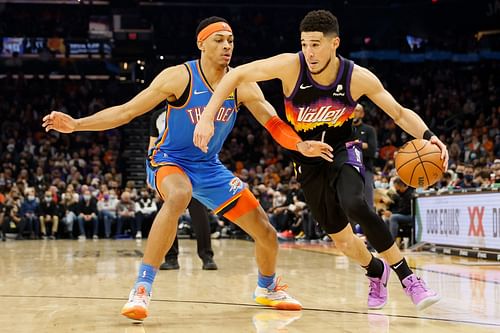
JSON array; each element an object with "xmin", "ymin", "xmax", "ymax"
[
  {"xmin": 443, "ymin": 153, "xmax": 449, "ymax": 170},
  {"xmin": 323, "ymin": 148, "xmax": 333, "ymax": 158},
  {"xmin": 438, "ymin": 142, "xmax": 445, "ymax": 159},
  {"xmin": 194, "ymin": 133, "xmax": 201, "ymax": 148},
  {"xmin": 199, "ymin": 137, "xmax": 207, "ymax": 150},
  {"xmin": 321, "ymin": 142, "xmax": 333, "ymax": 151},
  {"xmin": 321, "ymin": 152, "xmax": 333, "ymax": 162}
]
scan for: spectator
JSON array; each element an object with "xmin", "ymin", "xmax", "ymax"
[
  {"xmin": 19, "ymin": 187, "xmax": 40, "ymax": 239},
  {"xmin": 124, "ymin": 180, "xmax": 138, "ymax": 200},
  {"xmin": 134, "ymin": 188, "xmax": 157, "ymax": 239},
  {"xmin": 116, "ymin": 191, "xmax": 138, "ymax": 238},
  {"xmin": 9, "ymin": 204, "xmax": 22, "ymax": 240},
  {"xmin": 61, "ymin": 185, "xmax": 80, "ymax": 239},
  {"xmin": 388, "ymin": 177, "xmax": 415, "ymax": 245},
  {"xmin": 77, "ymin": 189, "xmax": 98, "ymax": 240},
  {"xmin": 39, "ymin": 190, "xmax": 60, "ymax": 239},
  {"xmin": 97, "ymin": 189, "xmax": 119, "ymax": 238}
]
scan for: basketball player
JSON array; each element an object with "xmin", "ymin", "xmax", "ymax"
[
  {"xmin": 42, "ymin": 16, "xmax": 333, "ymax": 320},
  {"xmin": 194, "ymin": 10, "xmax": 449, "ymax": 310},
  {"xmin": 149, "ymin": 108, "xmax": 218, "ymax": 271}
]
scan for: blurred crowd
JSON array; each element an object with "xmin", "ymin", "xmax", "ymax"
[{"xmin": 1, "ymin": 56, "xmax": 499, "ymax": 243}]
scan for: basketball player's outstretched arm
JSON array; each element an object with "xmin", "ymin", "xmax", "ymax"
[
  {"xmin": 42, "ymin": 66, "xmax": 188, "ymax": 133},
  {"xmin": 351, "ymin": 65, "xmax": 449, "ymax": 170},
  {"xmin": 194, "ymin": 53, "xmax": 297, "ymax": 149},
  {"xmin": 236, "ymin": 81, "xmax": 333, "ymax": 162}
]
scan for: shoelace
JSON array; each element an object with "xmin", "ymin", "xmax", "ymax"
[
  {"xmin": 134, "ymin": 286, "xmax": 149, "ymax": 305},
  {"xmin": 271, "ymin": 276, "xmax": 289, "ymax": 292},
  {"xmin": 405, "ymin": 278, "xmax": 427, "ymax": 295},
  {"xmin": 368, "ymin": 278, "xmax": 381, "ymax": 296}
]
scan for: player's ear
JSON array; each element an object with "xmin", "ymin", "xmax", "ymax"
[
  {"xmin": 332, "ymin": 36, "xmax": 340, "ymax": 50},
  {"xmin": 197, "ymin": 40, "xmax": 205, "ymax": 52}
]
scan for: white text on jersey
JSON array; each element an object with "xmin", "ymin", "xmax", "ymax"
[
  {"xmin": 297, "ymin": 105, "xmax": 347, "ymax": 124},
  {"xmin": 186, "ymin": 106, "xmax": 234, "ymax": 124}
]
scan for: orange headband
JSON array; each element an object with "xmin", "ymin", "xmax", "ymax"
[{"xmin": 197, "ymin": 22, "xmax": 232, "ymax": 42}]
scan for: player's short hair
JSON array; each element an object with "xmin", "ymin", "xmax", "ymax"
[
  {"xmin": 300, "ymin": 10, "xmax": 339, "ymax": 36},
  {"xmin": 196, "ymin": 16, "xmax": 229, "ymax": 39}
]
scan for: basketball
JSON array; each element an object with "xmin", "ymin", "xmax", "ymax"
[{"xmin": 395, "ymin": 139, "xmax": 444, "ymax": 188}]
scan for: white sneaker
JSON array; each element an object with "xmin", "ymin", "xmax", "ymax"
[
  {"xmin": 135, "ymin": 231, "xmax": 142, "ymax": 240},
  {"xmin": 121, "ymin": 285, "xmax": 151, "ymax": 321},
  {"xmin": 253, "ymin": 277, "xmax": 302, "ymax": 310},
  {"xmin": 78, "ymin": 235, "xmax": 86, "ymax": 241},
  {"xmin": 92, "ymin": 234, "xmax": 98, "ymax": 240}
]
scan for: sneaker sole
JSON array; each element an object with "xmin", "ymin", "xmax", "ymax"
[
  {"xmin": 121, "ymin": 306, "xmax": 148, "ymax": 321},
  {"xmin": 202, "ymin": 264, "xmax": 218, "ymax": 270},
  {"xmin": 416, "ymin": 294, "xmax": 441, "ymax": 311},
  {"xmin": 255, "ymin": 297, "xmax": 302, "ymax": 311},
  {"xmin": 368, "ymin": 300, "xmax": 387, "ymax": 310},
  {"xmin": 159, "ymin": 265, "xmax": 180, "ymax": 270}
]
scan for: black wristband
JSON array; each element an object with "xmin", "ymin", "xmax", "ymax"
[{"xmin": 423, "ymin": 129, "xmax": 435, "ymax": 140}]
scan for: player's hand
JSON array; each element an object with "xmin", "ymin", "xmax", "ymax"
[
  {"xmin": 297, "ymin": 140, "xmax": 334, "ymax": 162},
  {"xmin": 193, "ymin": 117, "xmax": 215, "ymax": 153},
  {"xmin": 429, "ymin": 136, "xmax": 449, "ymax": 171},
  {"xmin": 42, "ymin": 111, "xmax": 77, "ymax": 133}
]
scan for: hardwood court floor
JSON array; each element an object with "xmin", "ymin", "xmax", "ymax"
[{"xmin": 1, "ymin": 238, "xmax": 499, "ymax": 332}]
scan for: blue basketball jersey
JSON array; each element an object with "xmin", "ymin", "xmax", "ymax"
[{"xmin": 150, "ymin": 60, "xmax": 238, "ymax": 166}]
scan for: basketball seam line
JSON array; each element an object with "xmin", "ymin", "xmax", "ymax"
[
  {"xmin": 411, "ymin": 140, "xmax": 430, "ymax": 186},
  {"xmin": 421, "ymin": 160, "xmax": 444, "ymax": 170},
  {"xmin": 396, "ymin": 151, "xmax": 441, "ymax": 171}
]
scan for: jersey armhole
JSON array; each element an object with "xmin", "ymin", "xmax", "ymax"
[
  {"xmin": 234, "ymin": 88, "xmax": 240, "ymax": 111},
  {"xmin": 284, "ymin": 52, "xmax": 304, "ymax": 100},
  {"xmin": 169, "ymin": 63, "xmax": 192, "ymax": 108},
  {"xmin": 345, "ymin": 60, "xmax": 357, "ymax": 106}
]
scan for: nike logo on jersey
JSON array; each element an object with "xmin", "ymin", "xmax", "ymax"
[
  {"xmin": 297, "ymin": 105, "xmax": 347, "ymax": 124},
  {"xmin": 194, "ymin": 90, "xmax": 208, "ymax": 95},
  {"xmin": 299, "ymin": 84, "xmax": 313, "ymax": 89}
]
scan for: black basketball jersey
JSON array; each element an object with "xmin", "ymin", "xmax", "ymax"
[{"xmin": 284, "ymin": 52, "xmax": 357, "ymax": 165}]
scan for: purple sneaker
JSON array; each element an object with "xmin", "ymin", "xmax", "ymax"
[
  {"xmin": 402, "ymin": 274, "xmax": 440, "ymax": 310},
  {"xmin": 367, "ymin": 259, "xmax": 390, "ymax": 309}
]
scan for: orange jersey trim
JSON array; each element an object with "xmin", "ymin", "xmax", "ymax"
[
  {"xmin": 155, "ymin": 164, "xmax": 185, "ymax": 200},
  {"xmin": 214, "ymin": 192, "xmax": 242, "ymax": 215},
  {"xmin": 222, "ymin": 188, "xmax": 259, "ymax": 221}
]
